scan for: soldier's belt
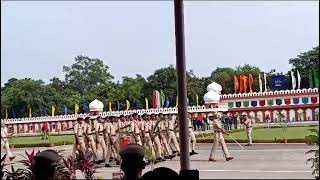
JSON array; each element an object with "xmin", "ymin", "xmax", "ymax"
[
  {"xmin": 169, "ymin": 129, "xmax": 174, "ymax": 131},
  {"xmin": 78, "ymin": 136, "xmax": 83, "ymax": 137},
  {"xmin": 246, "ymin": 126, "xmax": 253, "ymax": 128},
  {"xmin": 98, "ymin": 134, "xmax": 103, "ymax": 136},
  {"xmin": 214, "ymin": 131, "xmax": 221, "ymax": 133},
  {"xmin": 111, "ymin": 134, "xmax": 116, "ymax": 136},
  {"xmin": 189, "ymin": 127, "xmax": 192, "ymax": 128}
]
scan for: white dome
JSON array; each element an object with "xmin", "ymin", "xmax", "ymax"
[
  {"xmin": 207, "ymin": 82, "xmax": 222, "ymax": 93},
  {"xmin": 89, "ymin": 99, "xmax": 104, "ymax": 112},
  {"xmin": 203, "ymin": 90, "xmax": 220, "ymax": 104}
]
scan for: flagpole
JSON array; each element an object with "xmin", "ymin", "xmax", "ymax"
[{"xmin": 174, "ymin": 0, "xmax": 190, "ymax": 171}]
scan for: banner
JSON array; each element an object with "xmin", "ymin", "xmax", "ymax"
[
  {"xmin": 5, "ymin": 108, "xmax": 8, "ymax": 119},
  {"xmin": 117, "ymin": 100, "xmax": 121, "ymax": 111},
  {"xmin": 75, "ymin": 104, "xmax": 79, "ymax": 115},
  {"xmin": 258, "ymin": 74, "xmax": 263, "ymax": 92},
  {"xmin": 52, "ymin": 106, "xmax": 55, "ymax": 116},
  {"xmin": 126, "ymin": 100, "xmax": 130, "ymax": 111},
  {"xmin": 196, "ymin": 94, "xmax": 199, "ymax": 106},
  {"xmin": 239, "ymin": 75, "xmax": 244, "ymax": 93},
  {"xmin": 136, "ymin": 100, "xmax": 140, "ymax": 109},
  {"xmin": 109, "ymin": 102, "xmax": 112, "ymax": 112},
  {"xmin": 12, "ymin": 109, "xmax": 16, "ymax": 119},
  {"xmin": 291, "ymin": 71, "xmax": 296, "ymax": 90},
  {"xmin": 160, "ymin": 90, "xmax": 165, "ymax": 108},
  {"xmin": 29, "ymin": 107, "xmax": 32, "ymax": 118},
  {"xmin": 243, "ymin": 75, "xmax": 248, "ymax": 93},
  {"xmin": 175, "ymin": 96, "xmax": 178, "ymax": 108},
  {"xmin": 271, "ymin": 75, "xmax": 287, "ymax": 91},
  {"xmin": 64, "ymin": 105, "xmax": 68, "ymax": 115},
  {"xmin": 144, "ymin": 98, "xmax": 149, "ymax": 110},
  {"xmin": 297, "ymin": 69, "xmax": 301, "ymax": 89},
  {"xmin": 264, "ymin": 73, "xmax": 267, "ymax": 92},
  {"xmin": 234, "ymin": 75, "xmax": 239, "ymax": 94},
  {"xmin": 249, "ymin": 74, "xmax": 254, "ymax": 93},
  {"xmin": 165, "ymin": 97, "xmax": 170, "ymax": 108}
]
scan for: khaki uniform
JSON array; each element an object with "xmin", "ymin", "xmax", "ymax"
[
  {"xmin": 188, "ymin": 119, "xmax": 196, "ymax": 152},
  {"xmin": 83, "ymin": 122, "xmax": 97, "ymax": 156},
  {"xmin": 244, "ymin": 118, "xmax": 253, "ymax": 145},
  {"xmin": 73, "ymin": 123, "xmax": 86, "ymax": 155},
  {"xmin": 142, "ymin": 121, "xmax": 156, "ymax": 158},
  {"xmin": 159, "ymin": 120, "xmax": 172, "ymax": 156},
  {"xmin": 106, "ymin": 122, "xmax": 120, "ymax": 162},
  {"xmin": 131, "ymin": 120, "xmax": 142, "ymax": 145},
  {"xmin": 209, "ymin": 119, "xmax": 231, "ymax": 159},
  {"xmin": 167, "ymin": 119, "xmax": 180, "ymax": 152},
  {"xmin": 152, "ymin": 120, "xmax": 163, "ymax": 158},
  {"xmin": 1, "ymin": 126, "xmax": 14, "ymax": 159},
  {"xmin": 95, "ymin": 122, "xmax": 108, "ymax": 161}
]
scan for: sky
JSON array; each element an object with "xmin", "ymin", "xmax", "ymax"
[{"xmin": 1, "ymin": 1, "xmax": 319, "ymax": 85}]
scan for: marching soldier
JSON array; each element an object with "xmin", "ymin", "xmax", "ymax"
[
  {"xmin": 72, "ymin": 117, "xmax": 86, "ymax": 156},
  {"xmin": 83, "ymin": 117, "xmax": 97, "ymax": 157},
  {"xmin": 158, "ymin": 113, "xmax": 175, "ymax": 159},
  {"xmin": 95, "ymin": 116, "xmax": 108, "ymax": 163},
  {"xmin": 188, "ymin": 114, "xmax": 198, "ymax": 155},
  {"xmin": 105, "ymin": 116, "xmax": 120, "ymax": 167},
  {"xmin": 151, "ymin": 114, "xmax": 166, "ymax": 162},
  {"xmin": 166, "ymin": 114, "xmax": 180, "ymax": 155},
  {"xmin": 242, "ymin": 114, "xmax": 253, "ymax": 146},
  {"xmin": 141, "ymin": 114, "xmax": 156, "ymax": 163},
  {"xmin": 208, "ymin": 113, "xmax": 234, "ymax": 162},
  {"xmin": 1, "ymin": 123, "xmax": 15, "ymax": 161},
  {"xmin": 131, "ymin": 113, "xmax": 142, "ymax": 145}
]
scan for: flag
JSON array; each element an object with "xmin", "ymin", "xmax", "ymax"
[
  {"xmin": 160, "ymin": 90, "xmax": 165, "ymax": 108},
  {"xmin": 196, "ymin": 94, "xmax": 199, "ymax": 106},
  {"xmin": 314, "ymin": 69, "xmax": 319, "ymax": 88},
  {"xmin": 309, "ymin": 70, "xmax": 314, "ymax": 88},
  {"xmin": 264, "ymin": 73, "xmax": 267, "ymax": 92},
  {"xmin": 249, "ymin": 74, "xmax": 254, "ymax": 93},
  {"xmin": 64, "ymin": 105, "xmax": 69, "ymax": 115},
  {"xmin": 157, "ymin": 91, "xmax": 161, "ymax": 108},
  {"xmin": 29, "ymin": 107, "xmax": 32, "ymax": 118},
  {"xmin": 187, "ymin": 97, "xmax": 189, "ymax": 106},
  {"xmin": 243, "ymin": 75, "xmax": 248, "ymax": 93},
  {"xmin": 165, "ymin": 97, "xmax": 170, "ymax": 108},
  {"xmin": 291, "ymin": 71, "xmax": 296, "ymax": 90},
  {"xmin": 82, "ymin": 102, "xmax": 89, "ymax": 113},
  {"xmin": 258, "ymin": 74, "xmax": 263, "ymax": 92},
  {"xmin": 145, "ymin": 98, "xmax": 149, "ymax": 110},
  {"xmin": 136, "ymin": 100, "xmax": 140, "ymax": 109},
  {"xmin": 126, "ymin": 100, "xmax": 130, "ymax": 111},
  {"xmin": 12, "ymin": 109, "xmax": 16, "ymax": 119},
  {"xmin": 40, "ymin": 105, "xmax": 47, "ymax": 116},
  {"xmin": 117, "ymin": 100, "xmax": 121, "ymax": 111},
  {"xmin": 109, "ymin": 102, "xmax": 112, "ymax": 112},
  {"xmin": 52, "ymin": 106, "xmax": 55, "ymax": 116},
  {"xmin": 175, "ymin": 96, "xmax": 178, "ymax": 108},
  {"xmin": 234, "ymin": 75, "xmax": 239, "ymax": 94},
  {"xmin": 239, "ymin": 75, "xmax": 244, "ymax": 93},
  {"xmin": 75, "ymin": 104, "xmax": 79, "ymax": 115},
  {"xmin": 297, "ymin": 69, "xmax": 301, "ymax": 89},
  {"xmin": 5, "ymin": 108, "xmax": 8, "ymax": 119},
  {"xmin": 152, "ymin": 90, "xmax": 157, "ymax": 108}
]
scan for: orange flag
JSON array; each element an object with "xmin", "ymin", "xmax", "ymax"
[
  {"xmin": 249, "ymin": 74, "xmax": 254, "ymax": 93},
  {"xmin": 239, "ymin": 75, "xmax": 244, "ymax": 93},
  {"xmin": 243, "ymin": 75, "xmax": 248, "ymax": 93},
  {"xmin": 234, "ymin": 75, "xmax": 239, "ymax": 94}
]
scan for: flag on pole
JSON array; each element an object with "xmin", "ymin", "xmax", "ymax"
[
  {"xmin": 117, "ymin": 101, "xmax": 121, "ymax": 111},
  {"xmin": 258, "ymin": 74, "xmax": 263, "ymax": 92},
  {"xmin": 234, "ymin": 75, "xmax": 239, "ymax": 94},
  {"xmin": 40, "ymin": 105, "xmax": 47, "ymax": 116},
  {"xmin": 145, "ymin": 98, "xmax": 149, "ymax": 110},
  {"xmin": 83, "ymin": 102, "xmax": 89, "ymax": 113},
  {"xmin": 29, "ymin": 107, "xmax": 32, "ymax": 118},
  {"xmin": 152, "ymin": 90, "xmax": 157, "ymax": 108},
  {"xmin": 249, "ymin": 74, "xmax": 254, "ymax": 93},
  {"xmin": 64, "ymin": 105, "xmax": 69, "ymax": 115},
  {"xmin": 175, "ymin": 96, "xmax": 178, "ymax": 108},
  {"xmin": 157, "ymin": 91, "xmax": 161, "ymax": 108},
  {"xmin": 196, "ymin": 94, "xmax": 199, "ymax": 106},
  {"xmin": 52, "ymin": 106, "xmax": 55, "ymax": 116},
  {"xmin": 12, "ymin": 109, "xmax": 16, "ymax": 119},
  {"xmin": 309, "ymin": 70, "xmax": 314, "ymax": 88},
  {"xmin": 314, "ymin": 69, "xmax": 319, "ymax": 88},
  {"xmin": 5, "ymin": 108, "xmax": 8, "ymax": 119},
  {"xmin": 109, "ymin": 102, "xmax": 112, "ymax": 112},
  {"xmin": 243, "ymin": 75, "xmax": 248, "ymax": 93},
  {"xmin": 264, "ymin": 73, "xmax": 267, "ymax": 92},
  {"xmin": 291, "ymin": 71, "xmax": 296, "ymax": 90},
  {"xmin": 136, "ymin": 100, "xmax": 140, "ymax": 109},
  {"xmin": 297, "ymin": 69, "xmax": 301, "ymax": 89},
  {"xmin": 165, "ymin": 97, "xmax": 170, "ymax": 108},
  {"xmin": 187, "ymin": 97, "xmax": 189, "ymax": 106},
  {"xmin": 75, "ymin": 104, "xmax": 79, "ymax": 115},
  {"xmin": 126, "ymin": 100, "xmax": 130, "ymax": 111},
  {"xmin": 239, "ymin": 75, "xmax": 244, "ymax": 93},
  {"xmin": 160, "ymin": 90, "xmax": 165, "ymax": 108}
]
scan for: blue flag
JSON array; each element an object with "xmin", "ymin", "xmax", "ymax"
[
  {"xmin": 64, "ymin": 105, "xmax": 69, "ymax": 115},
  {"xmin": 40, "ymin": 105, "xmax": 47, "ymax": 116},
  {"xmin": 136, "ymin": 100, "xmax": 140, "ymax": 109},
  {"xmin": 82, "ymin": 102, "xmax": 90, "ymax": 113},
  {"xmin": 165, "ymin": 97, "xmax": 170, "ymax": 108},
  {"xmin": 117, "ymin": 101, "xmax": 120, "ymax": 111},
  {"xmin": 12, "ymin": 109, "xmax": 16, "ymax": 119}
]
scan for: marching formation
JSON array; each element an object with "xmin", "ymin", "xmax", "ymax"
[{"xmin": 72, "ymin": 113, "xmax": 199, "ymax": 167}]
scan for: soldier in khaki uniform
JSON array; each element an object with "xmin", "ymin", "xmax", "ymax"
[
  {"xmin": 209, "ymin": 113, "xmax": 234, "ymax": 161},
  {"xmin": 72, "ymin": 117, "xmax": 86, "ymax": 156},
  {"xmin": 83, "ymin": 117, "xmax": 97, "ymax": 157},
  {"xmin": 141, "ymin": 114, "xmax": 156, "ymax": 163},
  {"xmin": 166, "ymin": 114, "xmax": 180, "ymax": 155},
  {"xmin": 95, "ymin": 116, "xmax": 108, "ymax": 163},
  {"xmin": 188, "ymin": 114, "xmax": 198, "ymax": 155},
  {"xmin": 158, "ymin": 113, "xmax": 175, "ymax": 159},
  {"xmin": 131, "ymin": 113, "xmax": 142, "ymax": 145},
  {"xmin": 105, "ymin": 116, "xmax": 120, "ymax": 167},
  {"xmin": 1, "ymin": 123, "xmax": 15, "ymax": 161},
  {"xmin": 151, "ymin": 114, "xmax": 166, "ymax": 162},
  {"xmin": 243, "ymin": 114, "xmax": 253, "ymax": 146}
]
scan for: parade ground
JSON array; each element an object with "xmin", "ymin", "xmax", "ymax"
[{"xmin": 2, "ymin": 143, "xmax": 315, "ymax": 179}]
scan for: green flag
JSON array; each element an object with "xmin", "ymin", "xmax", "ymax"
[
  {"xmin": 160, "ymin": 90, "xmax": 166, "ymax": 108},
  {"xmin": 309, "ymin": 70, "xmax": 314, "ymax": 88},
  {"xmin": 314, "ymin": 69, "xmax": 319, "ymax": 88}
]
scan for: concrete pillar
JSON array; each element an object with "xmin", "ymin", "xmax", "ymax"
[
  {"xmin": 57, "ymin": 122, "xmax": 61, "ymax": 132},
  {"xmin": 13, "ymin": 124, "xmax": 18, "ymax": 134},
  {"xmin": 303, "ymin": 109, "xmax": 307, "ymax": 121},
  {"xmin": 34, "ymin": 123, "xmax": 39, "ymax": 132}
]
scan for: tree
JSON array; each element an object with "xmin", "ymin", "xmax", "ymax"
[
  {"xmin": 289, "ymin": 46, "xmax": 319, "ymax": 89},
  {"xmin": 63, "ymin": 55, "xmax": 114, "ymax": 94}
]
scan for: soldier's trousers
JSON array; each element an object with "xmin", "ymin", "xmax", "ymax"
[
  {"xmin": 106, "ymin": 135, "xmax": 120, "ymax": 162},
  {"xmin": 135, "ymin": 135, "xmax": 142, "ymax": 146},
  {"xmin": 167, "ymin": 131, "xmax": 180, "ymax": 152},
  {"xmin": 72, "ymin": 137, "xmax": 86, "ymax": 156},
  {"xmin": 153, "ymin": 135, "xmax": 163, "ymax": 158},
  {"xmin": 144, "ymin": 134, "xmax": 156, "ymax": 159},
  {"xmin": 1, "ymin": 139, "xmax": 13, "ymax": 158},
  {"xmin": 246, "ymin": 127, "xmax": 253, "ymax": 144},
  {"xmin": 189, "ymin": 130, "xmax": 196, "ymax": 152},
  {"xmin": 209, "ymin": 133, "xmax": 230, "ymax": 159},
  {"xmin": 85, "ymin": 136, "xmax": 97, "ymax": 157},
  {"xmin": 97, "ymin": 135, "xmax": 108, "ymax": 161},
  {"xmin": 160, "ymin": 133, "xmax": 172, "ymax": 156}
]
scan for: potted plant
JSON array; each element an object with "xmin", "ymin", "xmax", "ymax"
[{"xmin": 305, "ymin": 129, "xmax": 319, "ymax": 179}]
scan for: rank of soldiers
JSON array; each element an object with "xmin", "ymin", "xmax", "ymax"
[{"xmin": 72, "ymin": 113, "xmax": 199, "ymax": 167}]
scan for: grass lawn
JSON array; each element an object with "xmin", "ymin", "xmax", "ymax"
[{"xmin": 6, "ymin": 125, "xmax": 319, "ymax": 147}]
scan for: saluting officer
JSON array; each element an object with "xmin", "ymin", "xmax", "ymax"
[
  {"xmin": 208, "ymin": 113, "xmax": 234, "ymax": 162},
  {"xmin": 83, "ymin": 117, "xmax": 97, "ymax": 157},
  {"xmin": 72, "ymin": 117, "xmax": 86, "ymax": 156},
  {"xmin": 95, "ymin": 116, "xmax": 108, "ymax": 163}
]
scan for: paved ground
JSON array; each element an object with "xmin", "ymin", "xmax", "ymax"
[{"xmin": 2, "ymin": 143, "xmax": 315, "ymax": 179}]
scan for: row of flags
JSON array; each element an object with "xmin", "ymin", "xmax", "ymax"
[
  {"xmin": 4, "ymin": 92, "xmax": 200, "ymax": 119},
  {"xmin": 234, "ymin": 73, "xmax": 256, "ymax": 94}
]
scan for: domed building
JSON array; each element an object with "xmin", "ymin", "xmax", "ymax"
[
  {"xmin": 204, "ymin": 82, "xmax": 222, "ymax": 108},
  {"xmin": 89, "ymin": 99, "xmax": 104, "ymax": 115}
]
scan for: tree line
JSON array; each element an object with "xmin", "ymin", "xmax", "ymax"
[{"xmin": 1, "ymin": 46, "xmax": 318, "ymax": 119}]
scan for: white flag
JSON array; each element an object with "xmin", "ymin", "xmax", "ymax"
[
  {"xmin": 263, "ymin": 73, "xmax": 267, "ymax": 92},
  {"xmin": 258, "ymin": 74, "xmax": 263, "ymax": 92},
  {"xmin": 297, "ymin": 69, "xmax": 301, "ymax": 89},
  {"xmin": 291, "ymin": 71, "xmax": 296, "ymax": 90}
]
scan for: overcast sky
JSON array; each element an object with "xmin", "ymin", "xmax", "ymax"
[{"xmin": 1, "ymin": 1, "xmax": 319, "ymax": 85}]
